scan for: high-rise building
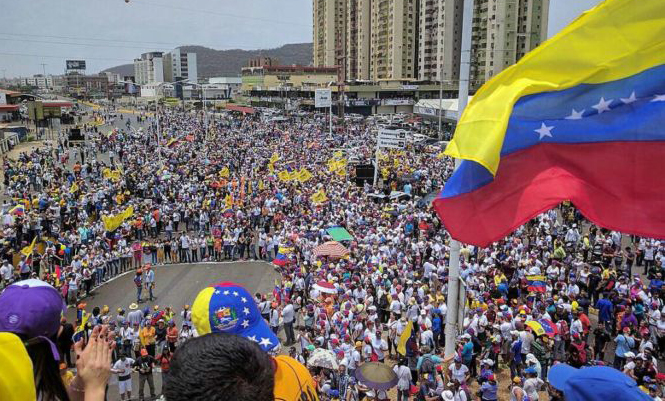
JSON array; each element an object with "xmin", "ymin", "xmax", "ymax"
[
  {"xmin": 418, "ymin": 0, "xmax": 462, "ymax": 82},
  {"xmin": 133, "ymin": 52, "xmax": 164, "ymax": 85},
  {"xmin": 470, "ymin": 0, "xmax": 549, "ymax": 83},
  {"xmin": 313, "ymin": 0, "xmax": 346, "ymax": 68},
  {"xmin": 370, "ymin": 0, "xmax": 418, "ymax": 81},
  {"xmin": 163, "ymin": 49, "xmax": 198, "ymax": 83},
  {"xmin": 345, "ymin": 0, "xmax": 371, "ymax": 81}
]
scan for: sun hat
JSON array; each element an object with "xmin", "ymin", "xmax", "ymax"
[
  {"xmin": 548, "ymin": 363, "xmax": 652, "ymax": 401},
  {"xmin": 192, "ymin": 282, "xmax": 279, "ymax": 352},
  {"xmin": 0, "ymin": 279, "xmax": 65, "ymax": 360}
]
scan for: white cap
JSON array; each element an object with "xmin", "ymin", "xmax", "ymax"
[
  {"xmin": 624, "ymin": 352, "xmax": 636, "ymax": 358},
  {"xmin": 482, "ymin": 359, "xmax": 495, "ymax": 366}
]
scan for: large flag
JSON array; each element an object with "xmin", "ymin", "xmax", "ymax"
[
  {"xmin": 102, "ymin": 206, "xmax": 134, "ymax": 232},
  {"xmin": 297, "ymin": 168, "xmax": 313, "ymax": 183},
  {"xmin": 219, "ymin": 167, "xmax": 230, "ymax": 178},
  {"xmin": 397, "ymin": 321, "xmax": 412, "ymax": 356},
  {"xmin": 434, "ymin": 0, "xmax": 665, "ymax": 247},
  {"xmin": 21, "ymin": 237, "xmax": 37, "ymax": 257}
]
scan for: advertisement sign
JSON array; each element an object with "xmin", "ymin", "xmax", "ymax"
[
  {"xmin": 383, "ymin": 99, "xmax": 414, "ymax": 106},
  {"xmin": 402, "ymin": 85, "xmax": 419, "ymax": 90},
  {"xmin": 66, "ymin": 60, "xmax": 86, "ymax": 70},
  {"xmin": 315, "ymin": 89, "xmax": 332, "ymax": 108}
]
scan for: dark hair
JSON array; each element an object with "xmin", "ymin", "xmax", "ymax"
[
  {"xmin": 163, "ymin": 333, "xmax": 275, "ymax": 401},
  {"xmin": 25, "ymin": 338, "xmax": 70, "ymax": 401}
]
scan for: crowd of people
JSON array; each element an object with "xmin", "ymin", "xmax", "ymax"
[{"xmin": 0, "ymin": 104, "xmax": 662, "ymax": 401}]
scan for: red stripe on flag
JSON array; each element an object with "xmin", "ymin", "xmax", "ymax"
[{"xmin": 435, "ymin": 142, "xmax": 665, "ymax": 247}]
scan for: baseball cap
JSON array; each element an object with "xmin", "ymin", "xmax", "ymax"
[
  {"xmin": 0, "ymin": 279, "xmax": 65, "ymax": 360},
  {"xmin": 0, "ymin": 333, "xmax": 36, "ymax": 401},
  {"xmin": 273, "ymin": 355, "xmax": 318, "ymax": 401},
  {"xmin": 548, "ymin": 364, "xmax": 652, "ymax": 401},
  {"xmin": 192, "ymin": 282, "xmax": 279, "ymax": 352}
]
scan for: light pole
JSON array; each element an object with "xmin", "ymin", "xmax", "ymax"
[{"xmin": 184, "ymin": 81, "xmax": 208, "ymax": 135}]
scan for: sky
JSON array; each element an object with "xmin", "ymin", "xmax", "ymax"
[{"xmin": 1, "ymin": 0, "xmax": 603, "ymax": 78}]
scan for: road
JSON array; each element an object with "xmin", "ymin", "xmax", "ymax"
[{"xmin": 65, "ymin": 261, "xmax": 280, "ymax": 401}]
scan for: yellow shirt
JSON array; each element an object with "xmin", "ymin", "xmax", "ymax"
[{"xmin": 140, "ymin": 327, "xmax": 156, "ymax": 346}]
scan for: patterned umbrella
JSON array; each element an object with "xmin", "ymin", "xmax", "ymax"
[
  {"xmin": 313, "ymin": 241, "xmax": 350, "ymax": 258},
  {"xmin": 355, "ymin": 362, "xmax": 398, "ymax": 391},
  {"xmin": 526, "ymin": 319, "xmax": 558, "ymax": 337},
  {"xmin": 307, "ymin": 348, "xmax": 338, "ymax": 370}
]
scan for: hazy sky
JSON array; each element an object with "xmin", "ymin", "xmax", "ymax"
[{"xmin": 1, "ymin": 0, "xmax": 603, "ymax": 78}]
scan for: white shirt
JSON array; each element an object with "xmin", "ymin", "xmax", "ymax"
[
  {"xmin": 449, "ymin": 363, "xmax": 469, "ymax": 383},
  {"xmin": 112, "ymin": 358, "xmax": 135, "ymax": 377},
  {"xmin": 282, "ymin": 304, "xmax": 295, "ymax": 324}
]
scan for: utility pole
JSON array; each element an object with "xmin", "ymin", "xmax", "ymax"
[{"xmin": 444, "ymin": 0, "xmax": 474, "ymax": 359}]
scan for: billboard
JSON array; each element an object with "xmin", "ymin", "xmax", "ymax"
[
  {"xmin": 66, "ymin": 60, "xmax": 86, "ymax": 70},
  {"xmin": 315, "ymin": 89, "xmax": 332, "ymax": 108}
]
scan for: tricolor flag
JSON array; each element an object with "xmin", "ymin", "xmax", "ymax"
[
  {"xmin": 434, "ymin": 0, "xmax": 665, "ymax": 247},
  {"xmin": 9, "ymin": 204, "xmax": 24, "ymax": 216},
  {"xmin": 526, "ymin": 275, "xmax": 547, "ymax": 293}
]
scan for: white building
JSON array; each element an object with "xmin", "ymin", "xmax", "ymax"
[
  {"xmin": 21, "ymin": 75, "xmax": 54, "ymax": 89},
  {"xmin": 209, "ymin": 77, "xmax": 242, "ymax": 96},
  {"xmin": 134, "ymin": 52, "xmax": 164, "ymax": 85},
  {"xmin": 164, "ymin": 48, "xmax": 198, "ymax": 83},
  {"xmin": 140, "ymin": 82, "xmax": 164, "ymax": 98}
]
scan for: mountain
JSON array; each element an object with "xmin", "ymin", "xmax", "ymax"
[{"xmin": 102, "ymin": 43, "xmax": 313, "ymax": 78}]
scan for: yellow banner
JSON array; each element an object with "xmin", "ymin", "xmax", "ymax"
[
  {"xmin": 311, "ymin": 189, "xmax": 328, "ymax": 204},
  {"xmin": 297, "ymin": 168, "xmax": 313, "ymax": 183},
  {"xmin": 102, "ymin": 206, "xmax": 134, "ymax": 232},
  {"xmin": 219, "ymin": 167, "xmax": 230, "ymax": 178}
]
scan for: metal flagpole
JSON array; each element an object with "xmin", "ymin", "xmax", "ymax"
[{"xmin": 444, "ymin": 0, "xmax": 474, "ymax": 358}]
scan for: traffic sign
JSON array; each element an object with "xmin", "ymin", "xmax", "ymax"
[
  {"xmin": 377, "ymin": 128, "xmax": 407, "ymax": 149},
  {"xmin": 378, "ymin": 139, "xmax": 406, "ymax": 149},
  {"xmin": 315, "ymin": 89, "xmax": 332, "ymax": 108}
]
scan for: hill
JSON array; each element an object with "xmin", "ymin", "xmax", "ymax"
[{"xmin": 102, "ymin": 43, "xmax": 313, "ymax": 78}]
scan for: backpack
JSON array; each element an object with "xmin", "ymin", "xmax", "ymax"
[{"xmin": 419, "ymin": 354, "xmax": 436, "ymax": 376}]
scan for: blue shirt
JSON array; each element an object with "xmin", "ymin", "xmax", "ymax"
[
  {"xmin": 432, "ymin": 316, "xmax": 442, "ymax": 333},
  {"xmin": 596, "ymin": 298, "xmax": 614, "ymax": 323},
  {"xmin": 461, "ymin": 342, "xmax": 474, "ymax": 362},
  {"xmin": 416, "ymin": 354, "xmax": 443, "ymax": 371},
  {"xmin": 614, "ymin": 334, "xmax": 635, "ymax": 357},
  {"xmin": 480, "ymin": 382, "xmax": 498, "ymax": 401}
]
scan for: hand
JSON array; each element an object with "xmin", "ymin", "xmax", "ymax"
[{"xmin": 74, "ymin": 325, "xmax": 115, "ymax": 395}]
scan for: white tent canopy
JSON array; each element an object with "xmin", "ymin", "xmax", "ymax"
[{"xmin": 414, "ymin": 97, "xmax": 474, "ymax": 122}]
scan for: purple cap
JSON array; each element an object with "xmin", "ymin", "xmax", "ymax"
[{"xmin": 0, "ymin": 279, "xmax": 66, "ymax": 360}]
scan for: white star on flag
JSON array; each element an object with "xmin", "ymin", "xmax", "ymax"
[
  {"xmin": 652, "ymin": 94, "xmax": 665, "ymax": 102},
  {"xmin": 621, "ymin": 91, "xmax": 637, "ymax": 104},
  {"xmin": 214, "ymin": 290, "xmax": 220, "ymax": 295},
  {"xmin": 241, "ymin": 320, "xmax": 250, "ymax": 328},
  {"xmin": 248, "ymin": 335, "xmax": 258, "ymax": 342},
  {"xmin": 233, "ymin": 291, "xmax": 239, "ymax": 297},
  {"xmin": 243, "ymin": 307, "xmax": 250, "ymax": 315},
  {"xmin": 241, "ymin": 297, "xmax": 247, "ymax": 303},
  {"xmin": 565, "ymin": 109, "xmax": 584, "ymax": 120},
  {"xmin": 534, "ymin": 123, "xmax": 554, "ymax": 140},
  {"xmin": 592, "ymin": 97, "xmax": 613, "ymax": 114},
  {"xmin": 259, "ymin": 338, "xmax": 273, "ymax": 347},
  {"xmin": 223, "ymin": 290, "xmax": 229, "ymax": 295}
]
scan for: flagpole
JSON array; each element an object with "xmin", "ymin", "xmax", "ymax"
[{"xmin": 444, "ymin": 0, "xmax": 474, "ymax": 359}]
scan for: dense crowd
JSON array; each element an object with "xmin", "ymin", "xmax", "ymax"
[{"xmin": 0, "ymin": 105, "xmax": 662, "ymax": 401}]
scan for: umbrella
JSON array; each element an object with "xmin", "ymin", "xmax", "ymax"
[
  {"xmin": 355, "ymin": 362, "xmax": 398, "ymax": 391},
  {"xmin": 307, "ymin": 348, "xmax": 338, "ymax": 370},
  {"xmin": 313, "ymin": 280, "xmax": 337, "ymax": 294},
  {"xmin": 313, "ymin": 241, "xmax": 349, "ymax": 258},
  {"xmin": 526, "ymin": 319, "xmax": 557, "ymax": 337}
]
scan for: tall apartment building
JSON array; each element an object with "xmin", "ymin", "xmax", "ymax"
[
  {"xmin": 370, "ymin": 0, "xmax": 418, "ymax": 80},
  {"xmin": 418, "ymin": 0, "xmax": 462, "ymax": 82},
  {"xmin": 345, "ymin": 0, "xmax": 371, "ymax": 81},
  {"xmin": 470, "ymin": 0, "xmax": 549, "ymax": 83},
  {"xmin": 21, "ymin": 75, "xmax": 54, "ymax": 89},
  {"xmin": 313, "ymin": 0, "xmax": 346, "ymax": 68},
  {"xmin": 163, "ymin": 48, "xmax": 198, "ymax": 83},
  {"xmin": 133, "ymin": 52, "xmax": 164, "ymax": 85}
]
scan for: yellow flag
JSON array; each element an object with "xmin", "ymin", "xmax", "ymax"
[
  {"xmin": 270, "ymin": 152, "xmax": 280, "ymax": 164},
  {"xmin": 436, "ymin": 151, "xmax": 446, "ymax": 159},
  {"xmin": 268, "ymin": 163, "xmax": 275, "ymax": 174},
  {"xmin": 382, "ymin": 168, "xmax": 389, "ymax": 179},
  {"xmin": 297, "ymin": 168, "xmax": 313, "ymax": 183},
  {"xmin": 278, "ymin": 170, "xmax": 292, "ymax": 182},
  {"xmin": 21, "ymin": 237, "xmax": 37, "ymax": 257},
  {"xmin": 219, "ymin": 167, "xmax": 230, "ymax": 178},
  {"xmin": 69, "ymin": 182, "xmax": 79, "ymax": 194},
  {"xmin": 258, "ymin": 180, "xmax": 265, "ymax": 190},
  {"xmin": 225, "ymin": 194, "xmax": 233, "ymax": 210},
  {"xmin": 333, "ymin": 150, "xmax": 343, "ymax": 159},
  {"xmin": 311, "ymin": 189, "xmax": 328, "ymax": 204},
  {"xmin": 336, "ymin": 168, "xmax": 346, "ymax": 177},
  {"xmin": 397, "ymin": 321, "xmax": 412, "ymax": 356},
  {"xmin": 327, "ymin": 159, "xmax": 338, "ymax": 172},
  {"xmin": 102, "ymin": 206, "xmax": 134, "ymax": 231}
]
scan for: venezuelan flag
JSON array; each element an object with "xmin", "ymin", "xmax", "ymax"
[
  {"xmin": 526, "ymin": 275, "xmax": 547, "ymax": 293},
  {"xmin": 9, "ymin": 204, "xmax": 25, "ymax": 216},
  {"xmin": 435, "ymin": 0, "xmax": 665, "ymax": 246}
]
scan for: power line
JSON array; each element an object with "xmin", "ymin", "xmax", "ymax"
[
  {"xmin": 0, "ymin": 31, "xmax": 181, "ymax": 46},
  {"xmin": 0, "ymin": 37, "xmax": 173, "ymax": 51},
  {"xmin": 0, "ymin": 52, "xmax": 131, "ymax": 62}
]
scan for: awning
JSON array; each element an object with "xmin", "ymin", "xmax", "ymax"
[
  {"xmin": 225, "ymin": 105, "xmax": 256, "ymax": 114},
  {"xmin": 0, "ymin": 105, "xmax": 19, "ymax": 112},
  {"xmin": 326, "ymin": 227, "xmax": 354, "ymax": 242}
]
